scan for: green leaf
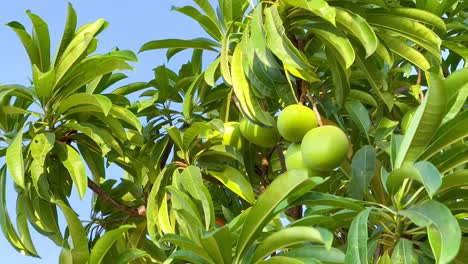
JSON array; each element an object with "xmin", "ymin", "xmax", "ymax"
[
  {"xmin": 235, "ymin": 169, "xmax": 324, "ymax": 260},
  {"xmin": 168, "ymin": 249, "xmax": 213, "ymax": 264},
  {"xmin": 345, "ymin": 100, "xmax": 371, "ymax": 140},
  {"xmin": 16, "ymin": 195, "xmax": 39, "ymax": 257},
  {"xmin": 140, "ymin": 38, "xmax": 218, "ymax": 52},
  {"xmin": 27, "ymin": 11, "xmax": 51, "ymax": 71},
  {"xmin": 386, "ymin": 162, "xmax": 442, "ymax": 198},
  {"xmin": 379, "ymin": 34, "xmax": 430, "ymax": 71},
  {"xmin": 179, "ymin": 166, "xmax": 215, "ymax": 230},
  {"xmin": 6, "ymin": 21, "xmax": 40, "ymax": 68},
  {"xmin": 56, "ymin": 93, "xmax": 112, "ymax": 116},
  {"xmin": 115, "ymin": 249, "xmax": 147, "ymax": 264},
  {"xmin": 442, "ymin": 83, "xmax": 468, "ymax": 123},
  {"xmin": 207, "ymin": 166, "xmax": 255, "ymax": 204},
  {"xmin": 0, "ymin": 167, "xmax": 36, "ymax": 256},
  {"xmin": 257, "ymin": 256, "xmax": 306, "ymax": 264},
  {"xmin": 281, "ymin": 245, "xmax": 345, "ymax": 263},
  {"xmin": 264, "ymin": 6, "xmax": 318, "ymax": 80},
  {"xmin": 308, "ymin": 23, "xmax": 355, "ymax": 69},
  {"xmin": 353, "ymin": 49, "xmax": 393, "ymax": 110},
  {"xmin": 444, "ymin": 68, "xmax": 468, "ymax": 101},
  {"xmin": 291, "ymin": 192, "xmax": 364, "ymax": 211},
  {"xmin": 109, "ymin": 105, "xmax": 142, "ymax": 132},
  {"xmin": 368, "ymin": 15, "xmax": 441, "ymax": 59},
  {"xmin": 63, "ymin": 121, "xmax": 112, "ymax": 156},
  {"xmin": 56, "ymin": 201, "xmax": 89, "ymax": 264},
  {"xmin": 252, "ymin": 226, "xmax": 333, "ymax": 262},
  {"xmin": 231, "ymin": 44, "xmax": 274, "ymax": 126},
  {"xmin": 390, "ymin": 7, "xmax": 446, "ymax": 31},
  {"xmin": 420, "ymin": 111, "xmax": 468, "ymax": 160},
  {"xmin": 89, "ymin": 225, "xmax": 135, "ymax": 264},
  {"xmin": 162, "ymin": 234, "xmax": 213, "ymax": 262},
  {"xmin": 349, "ymin": 90, "xmax": 377, "ymax": 108},
  {"xmin": 6, "ymin": 127, "xmax": 25, "ymax": 189},
  {"xmin": 284, "ymin": 0, "xmax": 336, "ymax": 25},
  {"xmin": 395, "ymin": 74, "xmax": 446, "ymax": 168},
  {"xmin": 55, "ymin": 3, "xmax": 77, "ymax": 65},
  {"xmin": 30, "ymin": 133, "xmax": 55, "ymax": 166},
  {"xmin": 438, "ymin": 170, "xmax": 468, "ymax": 195},
  {"xmin": 400, "ymin": 200, "xmax": 461, "ymax": 264},
  {"xmin": 56, "ymin": 143, "xmax": 87, "ymax": 199},
  {"xmin": 391, "ymin": 238, "xmax": 415, "ymax": 264},
  {"xmin": 32, "ymin": 66, "xmax": 55, "ymax": 102},
  {"xmin": 348, "ymin": 145, "xmax": 376, "ymax": 199},
  {"xmin": 173, "ymin": 5, "xmax": 222, "ymax": 41},
  {"xmin": 54, "ymin": 19, "xmax": 107, "ymax": 86},
  {"xmin": 57, "ymin": 56, "xmax": 133, "ymax": 98},
  {"xmin": 335, "ymin": 8, "xmax": 378, "ymax": 57},
  {"xmin": 413, "ymin": 161, "xmax": 442, "ymax": 198},
  {"xmin": 326, "ymin": 47, "xmax": 349, "ymax": 107},
  {"xmin": 344, "ymin": 208, "xmax": 371, "ymax": 264},
  {"xmin": 183, "ymin": 74, "xmax": 203, "ymax": 119}
]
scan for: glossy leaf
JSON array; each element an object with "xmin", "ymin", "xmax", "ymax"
[
  {"xmin": 345, "ymin": 100, "xmax": 371, "ymax": 140},
  {"xmin": 395, "ymin": 74, "xmax": 446, "ymax": 168},
  {"xmin": 348, "ymin": 145, "xmax": 376, "ymax": 199},
  {"xmin": 345, "ymin": 208, "xmax": 371, "ymax": 264},
  {"xmin": 30, "ymin": 133, "xmax": 55, "ymax": 165},
  {"xmin": 56, "ymin": 201, "xmax": 89, "ymax": 264},
  {"xmin": 235, "ymin": 169, "xmax": 324, "ymax": 260},
  {"xmin": 89, "ymin": 225, "xmax": 135, "ymax": 264},
  {"xmin": 140, "ymin": 38, "xmax": 218, "ymax": 52},
  {"xmin": 252, "ymin": 226, "xmax": 333, "ymax": 262},
  {"xmin": 231, "ymin": 44, "xmax": 274, "ymax": 126},
  {"xmin": 392, "ymin": 238, "xmax": 415, "ymax": 264},
  {"xmin": 6, "ymin": 128, "xmax": 25, "ymax": 189},
  {"xmin": 400, "ymin": 200, "xmax": 461, "ymax": 264},
  {"xmin": 207, "ymin": 166, "xmax": 255, "ymax": 204},
  {"xmin": 335, "ymin": 8, "xmax": 378, "ymax": 57},
  {"xmin": 56, "ymin": 143, "xmax": 87, "ymax": 199}
]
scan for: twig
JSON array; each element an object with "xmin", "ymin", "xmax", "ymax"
[
  {"xmin": 276, "ymin": 145, "xmax": 286, "ymax": 172},
  {"xmin": 87, "ymin": 177, "xmax": 145, "ymax": 217},
  {"xmin": 306, "ymin": 93, "xmax": 323, "ymax": 126},
  {"xmin": 416, "ymin": 68, "xmax": 425, "ymax": 102}
]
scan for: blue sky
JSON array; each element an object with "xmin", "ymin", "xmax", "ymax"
[{"xmin": 0, "ymin": 0, "xmax": 210, "ymax": 262}]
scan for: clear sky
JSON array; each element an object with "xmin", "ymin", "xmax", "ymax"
[{"xmin": 0, "ymin": 0, "xmax": 210, "ymax": 262}]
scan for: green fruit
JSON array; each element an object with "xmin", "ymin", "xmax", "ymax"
[
  {"xmin": 286, "ymin": 143, "xmax": 325, "ymax": 176},
  {"xmin": 285, "ymin": 143, "xmax": 305, "ymax": 170},
  {"xmin": 277, "ymin": 104, "xmax": 318, "ymax": 142},
  {"xmin": 401, "ymin": 108, "xmax": 416, "ymax": 134},
  {"xmin": 222, "ymin": 122, "xmax": 244, "ymax": 152},
  {"xmin": 239, "ymin": 115, "xmax": 280, "ymax": 148},
  {"xmin": 301, "ymin": 126, "xmax": 349, "ymax": 172}
]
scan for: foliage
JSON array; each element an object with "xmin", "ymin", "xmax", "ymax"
[{"xmin": 1, "ymin": 0, "xmax": 468, "ymax": 263}]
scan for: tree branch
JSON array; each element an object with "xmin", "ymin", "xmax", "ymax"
[{"xmin": 87, "ymin": 177, "xmax": 145, "ymax": 217}]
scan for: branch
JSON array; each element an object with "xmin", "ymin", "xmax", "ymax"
[
  {"xmin": 276, "ymin": 145, "xmax": 286, "ymax": 173},
  {"xmin": 87, "ymin": 177, "xmax": 145, "ymax": 217}
]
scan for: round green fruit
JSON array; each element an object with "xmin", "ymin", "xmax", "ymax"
[
  {"xmin": 285, "ymin": 143, "xmax": 305, "ymax": 170},
  {"xmin": 277, "ymin": 104, "xmax": 318, "ymax": 142},
  {"xmin": 222, "ymin": 122, "xmax": 244, "ymax": 152},
  {"xmin": 301, "ymin": 126, "xmax": 349, "ymax": 172},
  {"xmin": 239, "ymin": 116, "xmax": 280, "ymax": 148},
  {"xmin": 285, "ymin": 143, "xmax": 325, "ymax": 176},
  {"xmin": 401, "ymin": 108, "xmax": 416, "ymax": 134}
]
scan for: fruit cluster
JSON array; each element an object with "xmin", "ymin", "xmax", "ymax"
[{"xmin": 222, "ymin": 104, "xmax": 350, "ymax": 176}]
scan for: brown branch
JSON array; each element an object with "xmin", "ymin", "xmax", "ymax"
[
  {"xmin": 87, "ymin": 177, "xmax": 145, "ymax": 217},
  {"xmin": 416, "ymin": 68, "xmax": 425, "ymax": 102},
  {"xmin": 276, "ymin": 145, "xmax": 286, "ymax": 173}
]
